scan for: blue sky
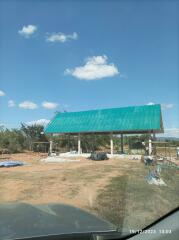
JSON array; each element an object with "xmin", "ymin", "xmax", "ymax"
[{"xmin": 0, "ymin": 0, "xmax": 179, "ymax": 137}]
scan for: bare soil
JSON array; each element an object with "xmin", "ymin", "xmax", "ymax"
[
  {"xmin": 0, "ymin": 152, "xmax": 134, "ymax": 208},
  {"xmin": 0, "ymin": 152, "xmax": 178, "ymax": 229}
]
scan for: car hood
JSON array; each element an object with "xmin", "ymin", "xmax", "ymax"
[{"xmin": 0, "ymin": 202, "xmax": 116, "ymax": 239}]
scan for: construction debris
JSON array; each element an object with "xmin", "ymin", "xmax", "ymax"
[
  {"xmin": 41, "ymin": 156, "xmax": 80, "ymax": 163},
  {"xmin": 55, "ymin": 152, "xmax": 89, "ymax": 158},
  {"xmin": 89, "ymin": 152, "xmax": 109, "ymax": 161},
  {"xmin": 143, "ymin": 155, "xmax": 155, "ymax": 166},
  {"xmin": 145, "ymin": 165, "xmax": 167, "ymax": 186},
  {"xmin": 146, "ymin": 172, "xmax": 167, "ymax": 186},
  {"xmin": 157, "ymin": 160, "xmax": 179, "ymax": 170},
  {"xmin": 131, "ymin": 155, "xmax": 142, "ymax": 160}
]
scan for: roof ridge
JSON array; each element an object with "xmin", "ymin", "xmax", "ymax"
[{"xmin": 56, "ymin": 104, "xmax": 161, "ymax": 115}]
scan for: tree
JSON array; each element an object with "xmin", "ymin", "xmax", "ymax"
[
  {"xmin": 20, "ymin": 123, "xmax": 48, "ymax": 151},
  {"xmin": 0, "ymin": 128, "xmax": 26, "ymax": 153}
]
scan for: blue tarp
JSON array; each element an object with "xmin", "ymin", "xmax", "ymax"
[{"xmin": 0, "ymin": 161, "xmax": 25, "ymax": 168}]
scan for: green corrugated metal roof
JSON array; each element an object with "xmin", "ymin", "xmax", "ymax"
[{"xmin": 44, "ymin": 104, "xmax": 163, "ymax": 134}]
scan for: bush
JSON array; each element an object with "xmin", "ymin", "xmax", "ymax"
[
  {"xmin": 0, "ymin": 124, "xmax": 49, "ymax": 153},
  {"xmin": 0, "ymin": 128, "xmax": 26, "ymax": 153}
]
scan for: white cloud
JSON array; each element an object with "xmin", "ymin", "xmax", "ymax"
[
  {"xmin": 19, "ymin": 101, "xmax": 38, "ymax": 109},
  {"xmin": 0, "ymin": 90, "xmax": 5, "ymax": 96},
  {"xmin": 46, "ymin": 32, "xmax": 78, "ymax": 43},
  {"xmin": 8, "ymin": 100, "xmax": 15, "ymax": 107},
  {"xmin": 161, "ymin": 103, "xmax": 174, "ymax": 110},
  {"xmin": 146, "ymin": 102, "xmax": 174, "ymax": 110},
  {"xmin": 18, "ymin": 25, "xmax": 37, "ymax": 38},
  {"xmin": 42, "ymin": 101, "xmax": 58, "ymax": 109},
  {"xmin": 65, "ymin": 55, "xmax": 119, "ymax": 80},
  {"xmin": 26, "ymin": 119, "xmax": 50, "ymax": 126},
  {"xmin": 147, "ymin": 102, "xmax": 155, "ymax": 105}
]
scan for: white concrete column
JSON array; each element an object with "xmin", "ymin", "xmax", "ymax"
[
  {"xmin": 110, "ymin": 132, "xmax": 113, "ymax": 156},
  {"xmin": 78, "ymin": 133, "xmax": 81, "ymax": 154},
  {"xmin": 149, "ymin": 139, "xmax": 152, "ymax": 155},
  {"xmin": 49, "ymin": 140, "xmax": 53, "ymax": 155}
]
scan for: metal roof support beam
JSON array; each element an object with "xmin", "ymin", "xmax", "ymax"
[
  {"xmin": 121, "ymin": 134, "xmax": 124, "ymax": 153},
  {"xmin": 78, "ymin": 133, "xmax": 81, "ymax": 155},
  {"xmin": 110, "ymin": 132, "xmax": 113, "ymax": 156}
]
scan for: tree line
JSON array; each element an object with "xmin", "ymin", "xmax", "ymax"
[
  {"xmin": 0, "ymin": 124, "xmax": 178, "ymax": 154},
  {"xmin": 0, "ymin": 124, "xmax": 48, "ymax": 153}
]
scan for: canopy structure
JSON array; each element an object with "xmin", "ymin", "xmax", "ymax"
[{"xmin": 45, "ymin": 104, "xmax": 164, "ymax": 155}]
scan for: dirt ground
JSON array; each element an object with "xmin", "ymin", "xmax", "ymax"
[
  {"xmin": 0, "ymin": 152, "xmax": 135, "ymax": 208},
  {"xmin": 0, "ymin": 152, "xmax": 179, "ymax": 229}
]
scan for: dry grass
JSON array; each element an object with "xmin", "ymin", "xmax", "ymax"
[
  {"xmin": 0, "ymin": 152, "xmax": 178, "ymax": 230},
  {"xmin": 91, "ymin": 164, "xmax": 179, "ymax": 230},
  {"xmin": 0, "ymin": 152, "xmax": 127, "ymax": 206}
]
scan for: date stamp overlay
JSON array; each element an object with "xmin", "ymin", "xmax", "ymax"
[{"xmin": 129, "ymin": 229, "xmax": 172, "ymax": 234}]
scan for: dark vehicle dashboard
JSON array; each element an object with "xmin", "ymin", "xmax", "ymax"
[{"xmin": 0, "ymin": 204, "xmax": 178, "ymax": 240}]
